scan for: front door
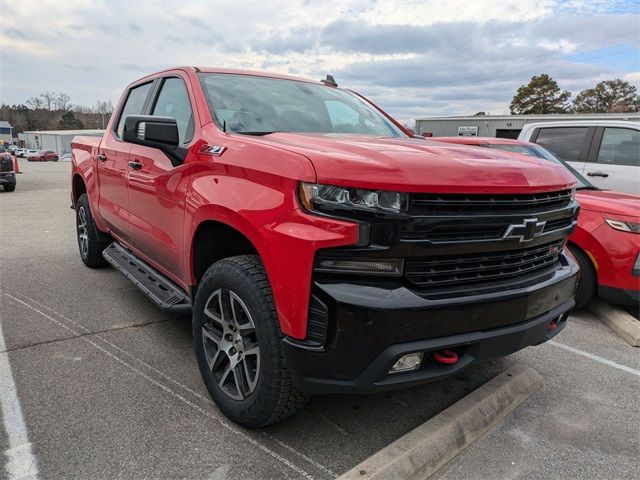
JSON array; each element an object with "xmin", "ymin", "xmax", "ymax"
[
  {"xmin": 97, "ymin": 81, "xmax": 153, "ymax": 238},
  {"xmin": 127, "ymin": 76, "xmax": 195, "ymax": 280}
]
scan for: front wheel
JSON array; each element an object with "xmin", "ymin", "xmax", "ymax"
[
  {"xmin": 193, "ymin": 255, "xmax": 308, "ymax": 427},
  {"xmin": 53, "ymin": 157, "xmax": 59, "ymax": 162},
  {"xmin": 571, "ymin": 247, "xmax": 597, "ymax": 309},
  {"xmin": 3, "ymin": 184, "xmax": 15, "ymax": 192}
]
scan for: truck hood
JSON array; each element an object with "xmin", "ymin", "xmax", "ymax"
[
  {"xmin": 255, "ymin": 133, "xmax": 576, "ymax": 194},
  {"xmin": 576, "ymin": 189, "xmax": 640, "ymax": 218}
]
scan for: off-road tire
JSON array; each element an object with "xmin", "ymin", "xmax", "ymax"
[
  {"xmin": 193, "ymin": 255, "xmax": 308, "ymax": 427},
  {"xmin": 572, "ymin": 246, "xmax": 597, "ymax": 309},
  {"xmin": 76, "ymin": 193, "xmax": 110, "ymax": 268},
  {"xmin": 3, "ymin": 185, "xmax": 15, "ymax": 192}
]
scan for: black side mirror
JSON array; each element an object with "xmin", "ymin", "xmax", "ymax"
[{"xmin": 122, "ymin": 115, "xmax": 185, "ymax": 165}]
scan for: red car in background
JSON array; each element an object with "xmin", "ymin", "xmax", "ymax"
[
  {"xmin": 28, "ymin": 150, "xmax": 59, "ymax": 161},
  {"xmin": 429, "ymin": 137, "xmax": 640, "ymax": 308}
]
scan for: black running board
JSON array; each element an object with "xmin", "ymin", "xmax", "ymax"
[{"xmin": 102, "ymin": 242, "xmax": 192, "ymax": 314}]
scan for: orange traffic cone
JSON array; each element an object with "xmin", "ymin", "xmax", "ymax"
[{"xmin": 13, "ymin": 156, "xmax": 21, "ymax": 174}]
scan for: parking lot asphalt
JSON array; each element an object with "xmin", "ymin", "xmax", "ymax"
[{"xmin": 1, "ymin": 161, "xmax": 638, "ymax": 479}]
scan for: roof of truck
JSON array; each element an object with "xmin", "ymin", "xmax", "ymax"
[{"xmin": 136, "ymin": 66, "xmax": 325, "ymax": 86}]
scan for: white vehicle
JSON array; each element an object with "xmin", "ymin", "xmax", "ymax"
[
  {"xmin": 26, "ymin": 150, "xmax": 38, "ymax": 159},
  {"xmin": 15, "ymin": 148, "xmax": 27, "ymax": 157},
  {"xmin": 519, "ymin": 121, "xmax": 639, "ymax": 194}
]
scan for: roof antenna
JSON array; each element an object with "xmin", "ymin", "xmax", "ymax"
[{"xmin": 321, "ymin": 75, "xmax": 338, "ymax": 87}]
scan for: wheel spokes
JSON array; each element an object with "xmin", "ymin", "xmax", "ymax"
[
  {"xmin": 77, "ymin": 207, "xmax": 89, "ymax": 255},
  {"xmin": 201, "ymin": 288, "xmax": 261, "ymax": 401},
  {"xmin": 230, "ymin": 292, "xmax": 255, "ymax": 333}
]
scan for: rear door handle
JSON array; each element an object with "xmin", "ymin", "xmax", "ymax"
[
  {"xmin": 586, "ymin": 171, "xmax": 609, "ymax": 178},
  {"xmin": 128, "ymin": 160, "xmax": 143, "ymax": 170},
  {"xmin": 97, "ymin": 154, "xmax": 107, "ymax": 162}
]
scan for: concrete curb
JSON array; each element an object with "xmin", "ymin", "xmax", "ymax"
[
  {"xmin": 338, "ymin": 364, "xmax": 543, "ymax": 480},
  {"xmin": 589, "ymin": 300, "xmax": 640, "ymax": 347}
]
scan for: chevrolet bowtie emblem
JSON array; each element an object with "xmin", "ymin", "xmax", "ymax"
[{"xmin": 503, "ymin": 218, "xmax": 547, "ymax": 242}]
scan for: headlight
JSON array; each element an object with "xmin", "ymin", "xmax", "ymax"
[
  {"xmin": 605, "ymin": 218, "xmax": 640, "ymax": 234},
  {"xmin": 299, "ymin": 182, "xmax": 407, "ymax": 214}
]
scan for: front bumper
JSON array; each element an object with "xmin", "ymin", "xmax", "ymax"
[
  {"xmin": 0, "ymin": 172, "xmax": 16, "ymax": 186},
  {"xmin": 284, "ymin": 254, "xmax": 578, "ymax": 394}
]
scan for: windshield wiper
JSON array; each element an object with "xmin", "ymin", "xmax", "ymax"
[{"xmin": 234, "ymin": 131, "xmax": 281, "ymax": 136}]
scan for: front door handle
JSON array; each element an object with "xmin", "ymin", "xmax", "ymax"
[
  {"xmin": 586, "ymin": 171, "xmax": 609, "ymax": 178},
  {"xmin": 97, "ymin": 154, "xmax": 107, "ymax": 162},
  {"xmin": 128, "ymin": 160, "xmax": 143, "ymax": 170}
]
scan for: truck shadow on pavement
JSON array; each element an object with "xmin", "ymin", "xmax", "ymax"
[{"xmin": 144, "ymin": 311, "xmax": 508, "ymax": 476}]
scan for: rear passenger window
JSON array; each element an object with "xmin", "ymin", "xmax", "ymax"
[
  {"xmin": 597, "ymin": 128, "xmax": 639, "ymax": 166},
  {"xmin": 152, "ymin": 78, "xmax": 194, "ymax": 145},
  {"xmin": 116, "ymin": 82, "xmax": 152, "ymax": 139},
  {"xmin": 534, "ymin": 127, "xmax": 589, "ymax": 162}
]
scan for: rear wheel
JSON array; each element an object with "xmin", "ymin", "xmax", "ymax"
[
  {"xmin": 53, "ymin": 156, "xmax": 59, "ymax": 162},
  {"xmin": 193, "ymin": 255, "xmax": 308, "ymax": 427},
  {"xmin": 571, "ymin": 246, "xmax": 597, "ymax": 309},
  {"xmin": 3, "ymin": 184, "xmax": 15, "ymax": 192},
  {"xmin": 76, "ymin": 193, "xmax": 110, "ymax": 268}
]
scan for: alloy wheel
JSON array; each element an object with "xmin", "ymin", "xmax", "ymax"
[
  {"xmin": 77, "ymin": 206, "xmax": 89, "ymax": 257},
  {"xmin": 202, "ymin": 288, "xmax": 260, "ymax": 400}
]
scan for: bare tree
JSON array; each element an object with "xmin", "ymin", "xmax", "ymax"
[
  {"xmin": 72, "ymin": 104, "xmax": 93, "ymax": 114},
  {"xmin": 26, "ymin": 96, "xmax": 44, "ymax": 109},
  {"xmin": 54, "ymin": 92, "xmax": 72, "ymax": 111},
  {"xmin": 94, "ymin": 100, "xmax": 114, "ymax": 129},
  {"xmin": 39, "ymin": 91, "xmax": 56, "ymax": 110}
]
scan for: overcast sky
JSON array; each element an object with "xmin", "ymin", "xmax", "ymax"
[{"xmin": 1, "ymin": 0, "xmax": 639, "ymax": 123}]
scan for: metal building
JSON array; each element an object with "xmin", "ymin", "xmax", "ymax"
[
  {"xmin": 0, "ymin": 121, "xmax": 14, "ymax": 144},
  {"xmin": 415, "ymin": 113, "xmax": 640, "ymax": 139},
  {"xmin": 23, "ymin": 129, "xmax": 104, "ymax": 154}
]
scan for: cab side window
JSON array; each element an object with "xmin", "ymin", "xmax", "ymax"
[
  {"xmin": 596, "ymin": 128, "xmax": 639, "ymax": 166},
  {"xmin": 116, "ymin": 82, "xmax": 153, "ymax": 139},
  {"xmin": 533, "ymin": 127, "xmax": 588, "ymax": 162},
  {"xmin": 152, "ymin": 78, "xmax": 194, "ymax": 145}
]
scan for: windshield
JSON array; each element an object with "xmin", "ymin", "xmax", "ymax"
[
  {"xmin": 487, "ymin": 144, "xmax": 593, "ymax": 189},
  {"xmin": 199, "ymin": 74, "xmax": 404, "ymax": 137}
]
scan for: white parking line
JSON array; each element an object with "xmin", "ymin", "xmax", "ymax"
[
  {"xmin": 0, "ymin": 313, "xmax": 40, "ymax": 479},
  {"xmin": 4, "ymin": 293, "xmax": 321, "ymax": 480},
  {"xmin": 549, "ymin": 340, "xmax": 640, "ymax": 377},
  {"xmin": 6, "ymin": 291, "xmax": 337, "ymax": 478}
]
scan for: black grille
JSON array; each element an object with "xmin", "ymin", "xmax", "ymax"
[
  {"xmin": 405, "ymin": 240, "xmax": 564, "ymax": 289},
  {"xmin": 410, "ymin": 190, "xmax": 573, "ymax": 215},
  {"xmin": 401, "ymin": 223, "xmax": 504, "ymax": 242}
]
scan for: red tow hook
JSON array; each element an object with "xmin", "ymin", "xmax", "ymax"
[
  {"xmin": 433, "ymin": 349, "xmax": 459, "ymax": 364},
  {"xmin": 548, "ymin": 318, "xmax": 558, "ymax": 331}
]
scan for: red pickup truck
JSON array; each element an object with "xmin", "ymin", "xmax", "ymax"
[{"xmin": 71, "ymin": 67, "xmax": 579, "ymax": 427}]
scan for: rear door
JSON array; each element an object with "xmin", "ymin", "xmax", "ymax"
[
  {"xmin": 97, "ymin": 81, "xmax": 153, "ymax": 239},
  {"xmin": 584, "ymin": 126, "xmax": 640, "ymax": 193},
  {"xmin": 127, "ymin": 74, "xmax": 195, "ymax": 280},
  {"xmin": 530, "ymin": 126, "xmax": 594, "ymax": 174}
]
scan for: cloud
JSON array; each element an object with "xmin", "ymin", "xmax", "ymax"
[{"xmin": 0, "ymin": 0, "xmax": 638, "ymax": 123}]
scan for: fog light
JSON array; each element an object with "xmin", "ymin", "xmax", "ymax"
[
  {"xmin": 633, "ymin": 252, "xmax": 640, "ymax": 277},
  {"xmin": 315, "ymin": 259, "xmax": 403, "ymax": 276},
  {"xmin": 389, "ymin": 353, "xmax": 423, "ymax": 373}
]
